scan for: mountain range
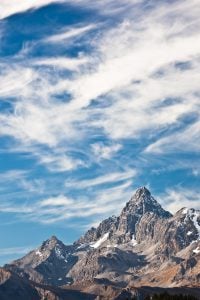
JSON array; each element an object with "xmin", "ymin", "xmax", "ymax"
[{"xmin": 1, "ymin": 187, "xmax": 200, "ymax": 299}]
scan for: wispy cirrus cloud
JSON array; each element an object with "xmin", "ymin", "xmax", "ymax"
[
  {"xmin": 0, "ymin": 161, "xmax": 136, "ymax": 224},
  {"xmin": 39, "ymin": 152, "xmax": 85, "ymax": 172},
  {"xmin": 1, "ymin": 0, "xmax": 200, "ymax": 162},
  {"xmin": 33, "ymin": 56, "xmax": 88, "ymax": 71},
  {"xmin": 0, "ymin": 179, "xmax": 133, "ymax": 224},
  {"xmin": 145, "ymin": 120, "xmax": 200, "ymax": 154},
  {"xmin": 0, "ymin": 170, "xmax": 27, "ymax": 182},
  {"xmin": 159, "ymin": 187, "xmax": 200, "ymax": 213},
  {"xmin": 65, "ymin": 169, "xmax": 136, "ymax": 189},
  {"xmin": 0, "ymin": 0, "xmax": 65, "ymax": 20},
  {"xmin": 45, "ymin": 24, "xmax": 96, "ymax": 43},
  {"xmin": 91, "ymin": 142, "xmax": 122, "ymax": 160},
  {"xmin": 0, "ymin": 65, "xmax": 36, "ymax": 99},
  {"xmin": 0, "ymin": 246, "xmax": 34, "ymax": 257},
  {"xmin": 64, "ymin": 0, "xmax": 144, "ymax": 17},
  {"xmin": 0, "ymin": 0, "xmax": 200, "ymax": 237}
]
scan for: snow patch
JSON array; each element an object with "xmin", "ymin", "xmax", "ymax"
[
  {"xmin": 182, "ymin": 208, "xmax": 188, "ymax": 214},
  {"xmin": 131, "ymin": 234, "xmax": 138, "ymax": 246},
  {"xmin": 107, "ymin": 244, "xmax": 118, "ymax": 248},
  {"xmin": 187, "ymin": 231, "xmax": 193, "ymax": 236},
  {"xmin": 55, "ymin": 247, "xmax": 65, "ymax": 259},
  {"xmin": 193, "ymin": 247, "xmax": 200, "ymax": 254},
  {"xmin": 36, "ymin": 250, "xmax": 43, "ymax": 257},
  {"xmin": 55, "ymin": 246, "xmax": 68, "ymax": 262},
  {"xmin": 184, "ymin": 209, "xmax": 200, "ymax": 241},
  {"xmin": 77, "ymin": 243, "xmax": 88, "ymax": 250},
  {"xmin": 90, "ymin": 233, "xmax": 109, "ymax": 249}
]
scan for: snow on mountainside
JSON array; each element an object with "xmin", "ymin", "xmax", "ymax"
[
  {"xmin": 183, "ymin": 208, "xmax": 200, "ymax": 239},
  {"xmin": 90, "ymin": 233, "xmax": 109, "ymax": 248}
]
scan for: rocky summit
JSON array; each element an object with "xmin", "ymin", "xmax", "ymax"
[{"xmin": 2, "ymin": 187, "xmax": 200, "ymax": 299}]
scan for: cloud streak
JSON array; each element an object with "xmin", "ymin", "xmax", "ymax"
[
  {"xmin": 0, "ymin": 0, "xmax": 65, "ymax": 20},
  {"xmin": 0, "ymin": 246, "xmax": 34, "ymax": 257},
  {"xmin": 159, "ymin": 187, "xmax": 200, "ymax": 213},
  {"xmin": 0, "ymin": 180, "xmax": 133, "ymax": 224},
  {"xmin": 1, "ymin": 0, "xmax": 199, "ymax": 160},
  {"xmin": 65, "ymin": 169, "xmax": 136, "ymax": 189},
  {"xmin": 45, "ymin": 24, "xmax": 96, "ymax": 43}
]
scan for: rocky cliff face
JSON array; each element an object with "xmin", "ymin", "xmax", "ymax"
[
  {"xmin": 76, "ymin": 215, "xmax": 118, "ymax": 245},
  {"xmin": 4, "ymin": 187, "xmax": 200, "ymax": 299},
  {"xmin": 0, "ymin": 267, "xmax": 40, "ymax": 300},
  {"xmin": 114, "ymin": 186, "xmax": 172, "ymax": 243},
  {"xmin": 77, "ymin": 187, "xmax": 172, "ymax": 246}
]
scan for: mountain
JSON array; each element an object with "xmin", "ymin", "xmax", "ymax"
[
  {"xmin": 4, "ymin": 187, "xmax": 200, "ymax": 299},
  {"xmin": 5, "ymin": 235, "xmax": 76, "ymax": 286},
  {"xmin": 76, "ymin": 186, "xmax": 172, "ymax": 246},
  {"xmin": 0, "ymin": 267, "xmax": 97, "ymax": 300},
  {"xmin": 0, "ymin": 267, "xmax": 40, "ymax": 300}
]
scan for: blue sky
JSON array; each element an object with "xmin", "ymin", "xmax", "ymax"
[{"xmin": 0, "ymin": 0, "xmax": 200, "ymax": 265}]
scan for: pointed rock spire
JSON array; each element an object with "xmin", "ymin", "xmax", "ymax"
[{"xmin": 135, "ymin": 186, "xmax": 151, "ymax": 199}]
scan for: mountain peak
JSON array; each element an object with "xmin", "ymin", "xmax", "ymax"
[
  {"xmin": 40, "ymin": 235, "xmax": 64, "ymax": 251},
  {"xmin": 49, "ymin": 235, "xmax": 59, "ymax": 242},
  {"xmin": 135, "ymin": 186, "xmax": 151, "ymax": 199},
  {"xmin": 130, "ymin": 186, "xmax": 154, "ymax": 207},
  {"xmin": 127, "ymin": 187, "xmax": 172, "ymax": 219}
]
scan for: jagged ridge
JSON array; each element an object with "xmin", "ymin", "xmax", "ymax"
[{"xmin": 3, "ymin": 187, "xmax": 200, "ymax": 299}]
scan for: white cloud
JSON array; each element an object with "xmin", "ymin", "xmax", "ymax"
[
  {"xmin": 91, "ymin": 143, "xmax": 122, "ymax": 160},
  {"xmin": 64, "ymin": 1, "xmax": 200, "ymax": 109},
  {"xmin": 20, "ymin": 179, "xmax": 45, "ymax": 193},
  {"xmin": 33, "ymin": 56, "xmax": 88, "ymax": 71},
  {"xmin": 40, "ymin": 195, "xmax": 74, "ymax": 207},
  {"xmin": 0, "ymin": 0, "xmax": 65, "ymax": 20},
  {"xmin": 0, "ymin": 180, "xmax": 133, "ymax": 224},
  {"xmin": 159, "ymin": 187, "xmax": 200, "ymax": 213},
  {"xmin": 0, "ymin": 0, "xmax": 200, "ymax": 172},
  {"xmin": 0, "ymin": 66, "xmax": 36, "ymax": 99},
  {"xmin": 45, "ymin": 24, "xmax": 96, "ymax": 43},
  {"xmin": 0, "ymin": 246, "xmax": 34, "ymax": 256},
  {"xmin": 65, "ymin": 169, "xmax": 136, "ymax": 189},
  {"xmin": 39, "ymin": 153, "xmax": 85, "ymax": 172},
  {"xmin": 64, "ymin": 0, "xmax": 144, "ymax": 16},
  {"xmin": 0, "ymin": 98, "xmax": 85, "ymax": 148},
  {"xmin": 0, "ymin": 170, "xmax": 45, "ymax": 195},
  {"xmin": 0, "ymin": 170, "xmax": 27, "ymax": 182},
  {"xmin": 145, "ymin": 120, "xmax": 200, "ymax": 154}
]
